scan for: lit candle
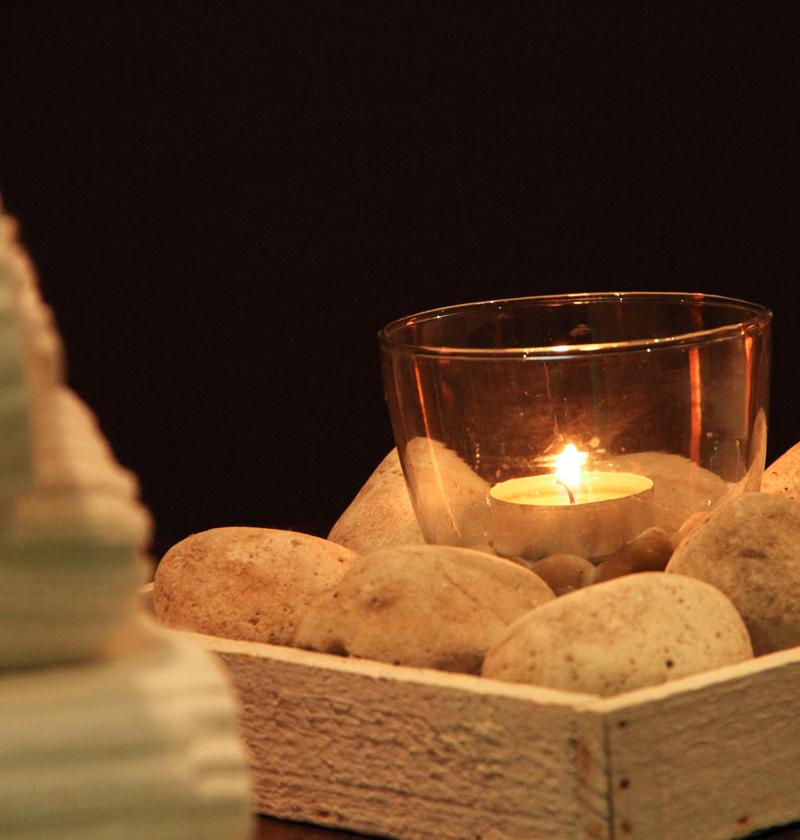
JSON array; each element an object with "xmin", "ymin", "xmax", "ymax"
[{"xmin": 489, "ymin": 443, "xmax": 655, "ymax": 561}]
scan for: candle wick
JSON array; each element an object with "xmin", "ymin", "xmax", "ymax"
[{"xmin": 556, "ymin": 478, "xmax": 576, "ymax": 505}]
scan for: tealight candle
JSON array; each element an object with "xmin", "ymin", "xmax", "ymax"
[{"xmin": 489, "ymin": 444, "xmax": 655, "ymax": 561}]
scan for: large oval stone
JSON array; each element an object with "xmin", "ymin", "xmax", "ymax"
[{"xmin": 667, "ymin": 492, "xmax": 800, "ymax": 654}]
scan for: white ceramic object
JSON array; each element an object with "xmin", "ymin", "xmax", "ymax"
[
  {"xmin": 0, "ymin": 212, "xmax": 151, "ymax": 668},
  {"xmin": 0, "ymin": 206, "xmax": 251, "ymax": 840},
  {"xmin": 0, "ymin": 628, "xmax": 251, "ymax": 840}
]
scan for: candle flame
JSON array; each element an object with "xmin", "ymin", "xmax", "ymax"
[{"xmin": 555, "ymin": 443, "xmax": 588, "ymax": 489}]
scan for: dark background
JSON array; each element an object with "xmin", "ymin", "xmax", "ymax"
[{"xmin": 2, "ymin": 3, "xmax": 798, "ymax": 556}]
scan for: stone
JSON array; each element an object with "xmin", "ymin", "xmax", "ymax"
[
  {"xmin": 154, "ymin": 527, "xmax": 357, "ymax": 645},
  {"xmin": 482, "ymin": 572, "xmax": 752, "ymax": 696},
  {"xmin": 761, "ymin": 441, "xmax": 800, "ymax": 502},
  {"xmin": 527, "ymin": 554, "xmax": 595, "ymax": 596},
  {"xmin": 593, "ymin": 526, "xmax": 673, "ymax": 584},
  {"xmin": 602, "ymin": 451, "xmax": 730, "ymax": 532},
  {"xmin": 294, "ymin": 544, "xmax": 554, "ymax": 673},
  {"xmin": 328, "ymin": 448, "xmax": 423, "ymax": 554},
  {"xmin": 667, "ymin": 492, "xmax": 800, "ymax": 655},
  {"xmin": 671, "ymin": 510, "xmax": 710, "ymax": 550},
  {"xmin": 403, "ymin": 437, "xmax": 492, "ymax": 551}
]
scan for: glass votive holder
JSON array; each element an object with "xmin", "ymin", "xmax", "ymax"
[{"xmin": 379, "ymin": 292, "xmax": 771, "ymax": 563}]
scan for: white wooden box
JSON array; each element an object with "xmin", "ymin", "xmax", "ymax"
[{"xmin": 142, "ymin": 588, "xmax": 800, "ymax": 840}]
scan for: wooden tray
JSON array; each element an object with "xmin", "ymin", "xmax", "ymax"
[{"xmin": 141, "ymin": 586, "xmax": 800, "ymax": 840}]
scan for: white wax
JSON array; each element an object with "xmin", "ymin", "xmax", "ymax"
[{"xmin": 489, "ymin": 471, "xmax": 655, "ymax": 561}]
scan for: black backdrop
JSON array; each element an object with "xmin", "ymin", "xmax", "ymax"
[{"xmin": 2, "ymin": 4, "xmax": 799, "ymax": 556}]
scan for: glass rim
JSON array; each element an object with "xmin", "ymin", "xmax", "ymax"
[{"xmin": 378, "ymin": 291, "xmax": 772, "ymax": 359}]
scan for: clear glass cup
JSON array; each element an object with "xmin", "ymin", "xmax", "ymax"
[{"xmin": 379, "ymin": 292, "xmax": 771, "ymax": 562}]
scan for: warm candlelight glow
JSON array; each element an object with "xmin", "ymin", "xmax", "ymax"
[
  {"xmin": 488, "ymin": 442, "xmax": 655, "ymax": 560},
  {"xmin": 555, "ymin": 443, "xmax": 588, "ymax": 489}
]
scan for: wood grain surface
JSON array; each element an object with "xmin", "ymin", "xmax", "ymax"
[
  {"xmin": 210, "ymin": 634, "xmax": 604, "ymax": 840},
  {"xmin": 141, "ymin": 588, "xmax": 800, "ymax": 840},
  {"xmin": 190, "ymin": 629, "xmax": 800, "ymax": 840},
  {"xmin": 594, "ymin": 648, "xmax": 800, "ymax": 840}
]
